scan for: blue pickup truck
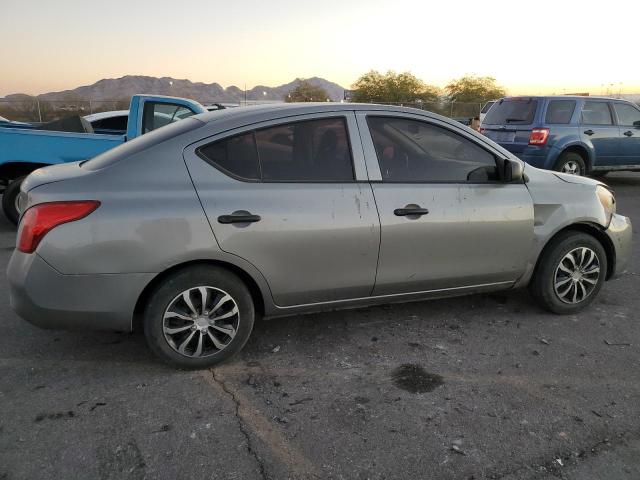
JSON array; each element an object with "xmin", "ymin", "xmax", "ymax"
[
  {"xmin": 480, "ymin": 96, "xmax": 640, "ymax": 177},
  {"xmin": 0, "ymin": 94, "xmax": 206, "ymax": 223}
]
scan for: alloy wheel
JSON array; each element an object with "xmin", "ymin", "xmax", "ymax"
[
  {"xmin": 561, "ymin": 160, "xmax": 581, "ymax": 175},
  {"xmin": 553, "ymin": 247, "xmax": 600, "ymax": 304},
  {"xmin": 163, "ymin": 286, "xmax": 239, "ymax": 357}
]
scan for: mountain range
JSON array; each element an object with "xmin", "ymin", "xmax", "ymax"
[{"xmin": 3, "ymin": 75, "xmax": 347, "ymax": 103}]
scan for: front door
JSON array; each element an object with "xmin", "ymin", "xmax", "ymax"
[
  {"xmin": 613, "ymin": 102, "xmax": 640, "ymax": 166},
  {"xmin": 579, "ymin": 100, "xmax": 621, "ymax": 167},
  {"xmin": 183, "ymin": 113, "xmax": 380, "ymax": 307},
  {"xmin": 357, "ymin": 113, "xmax": 534, "ymax": 295}
]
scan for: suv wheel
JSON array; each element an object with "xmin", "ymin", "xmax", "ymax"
[
  {"xmin": 143, "ymin": 266, "xmax": 255, "ymax": 369},
  {"xmin": 530, "ymin": 231, "xmax": 607, "ymax": 314},
  {"xmin": 554, "ymin": 152, "xmax": 586, "ymax": 176}
]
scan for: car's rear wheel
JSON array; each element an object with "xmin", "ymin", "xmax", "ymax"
[
  {"xmin": 530, "ymin": 231, "xmax": 607, "ymax": 314},
  {"xmin": 554, "ymin": 152, "xmax": 586, "ymax": 176},
  {"xmin": 2, "ymin": 176, "xmax": 25, "ymax": 226},
  {"xmin": 143, "ymin": 266, "xmax": 255, "ymax": 369}
]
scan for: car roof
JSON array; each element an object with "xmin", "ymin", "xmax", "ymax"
[
  {"xmin": 498, "ymin": 95, "xmax": 632, "ymax": 102},
  {"xmin": 194, "ymin": 102, "xmax": 456, "ymax": 126}
]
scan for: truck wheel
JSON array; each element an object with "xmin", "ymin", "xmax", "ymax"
[
  {"xmin": 529, "ymin": 231, "xmax": 607, "ymax": 314},
  {"xmin": 553, "ymin": 152, "xmax": 586, "ymax": 176},
  {"xmin": 143, "ymin": 265, "xmax": 255, "ymax": 369},
  {"xmin": 2, "ymin": 176, "xmax": 25, "ymax": 226}
]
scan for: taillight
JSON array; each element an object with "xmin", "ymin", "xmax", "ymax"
[
  {"xmin": 17, "ymin": 201, "xmax": 100, "ymax": 253},
  {"xmin": 529, "ymin": 128, "xmax": 550, "ymax": 145}
]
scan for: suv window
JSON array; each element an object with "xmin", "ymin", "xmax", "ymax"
[
  {"xmin": 142, "ymin": 102, "xmax": 196, "ymax": 134},
  {"xmin": 367, "ymin": 116, "xmax": 498, "ymax": 183},
  {"xmin": 545, "ymin": 100, "xmax": 576, "ymax": 124},
  {"xmin": 614, "ymin": 103, "xmax": 640, "ymax": 126},
  {"xmin": 197, "ymin": 117, "xmax": 354, "ymax": 182},
  {"xmin": 483, "ymin": 98, "xmax": 538, "ymax": 125},
  {"xmin": 581, "ymin": 102, "xmax": 612, "ymax": 125}
]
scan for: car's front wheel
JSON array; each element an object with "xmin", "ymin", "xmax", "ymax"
[
  {"xmin": 554, "ymin": 152, "xmax": 586, "ymax": 176},
  {"xmin": 530, "ymin": 231, "xmax": 607, "ymax": 314},
  {"xmin": 143, "ymin": 266, "xmax": 255, "ymax": 369}
]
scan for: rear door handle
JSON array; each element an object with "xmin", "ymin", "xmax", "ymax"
[
  {"xmin": 218, "ymin": 212, "xmax": 261, "ymax": 224},
  {"xmin": 584, "ymin": 129, "xmax": 595, "ymax": 136},
  {"xmin": 624, "ymin": 130, "xmax": 634, "ymax": 137},
  {"xmin": 394, "ymin": 207, "xmax": 429, "ymax": 217}
]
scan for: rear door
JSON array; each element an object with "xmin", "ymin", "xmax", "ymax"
[
  {"xmin": 480, "ymin": 97, "xmax": 539, "ymax": 157},
  {"xmin": 183, "ymin": 112, "xmax": 380, "ymax": 307},
  {"xmin": 579, "ymin": 100, "xmax": 620, "ymax": 167},
  {"xmin": 612, "ymin": 102, "xmax": 640, "ymax": 165},
  {"xmin": 358, "ymin": 112, "xmax": 534, "ymax": 296}
]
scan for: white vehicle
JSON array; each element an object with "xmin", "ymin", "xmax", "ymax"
[
  {"xmin": 479, "ymin": 100, "xmax": 497, "ymax": 124},
  {"xmin": 83, "ymin": 110, "xmax": 129, "ymax": 133}
]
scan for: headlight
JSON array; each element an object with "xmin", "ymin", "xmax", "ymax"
[{"xmin": 596, "ymin": 185, "xmax": 616, "ymax": 223}]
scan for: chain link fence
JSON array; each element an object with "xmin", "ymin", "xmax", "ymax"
[{"xmin": 0, "ymin": 98, "xmax": 484, "ymax": 124}]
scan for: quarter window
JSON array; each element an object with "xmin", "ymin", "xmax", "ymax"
[
  {"xmin": 367, "ymin": 117, "xmax": 498, "ymax": 183},
  {"xmin": 197, "ymin": 117, "xmax": 354, "ymax": 182},
  {"xmin": 613, "ymin": 103, "xmax": 640, "ymax": 126},
  {"xmin": 545, "ymin": 100, "xmax": 576, "ymax": 124},
  {"xmin": 581, "ymin": 102, "xmax": 613, "ymax": 125}
]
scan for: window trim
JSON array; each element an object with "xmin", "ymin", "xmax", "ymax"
[
  {"xmin": 195, "ymin": 115, "xmax": 358, "ymax": 184},
  {"xmin": 579, "ymin": 100, "xmax": 615, "ymax": 126},
  {"xmin": 362, "ymin": 114, "xmax": 508, "ymax": 185}
]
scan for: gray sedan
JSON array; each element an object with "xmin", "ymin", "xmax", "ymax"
[{"xmin": 7, "ymin": 104, "xmax": 632, "ymax": 368}]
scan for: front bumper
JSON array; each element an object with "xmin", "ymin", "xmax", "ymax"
[
  {"xmin": 7, "ymin": 250, "xmax": 155, "ymax": 332},
  {"xmin": 605, "ymin": 213, "xmax": 633, "ymax": 279}
]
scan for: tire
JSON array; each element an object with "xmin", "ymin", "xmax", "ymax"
[
  {"xmin": 2, "ymin": 176, "xmax": 25, "ymax": 226},
  {"xmin": 529, "ymin": 231, "xmax": 607, "ymax": 314},
  {"xmin": 143, "ymin": 266, "xmax": 255, "ymax": 369},
  {"xmin": 553, "ymin": 152, "xmax": 586, "ymax": 176}
]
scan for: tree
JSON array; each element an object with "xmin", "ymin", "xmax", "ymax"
[
  {"xmin": 350, "ymin": 70, "xmax": 440, "ymax": 104},
  {"xmin": 445, "ymin": 75, "xmax": 506, "ymax": 103},
  {"xmin": 285, "ymin": 80, "xmax": 330, "ymax": 102}
]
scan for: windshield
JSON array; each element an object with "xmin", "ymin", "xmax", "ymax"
[{"xmin": 483, "ymin": 98, "xmax": 538, "ymax": 125}]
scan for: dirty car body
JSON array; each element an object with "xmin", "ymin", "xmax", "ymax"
[{"xmin": 7, "ymin": 103, "xmax": 632, "ymax": 368}]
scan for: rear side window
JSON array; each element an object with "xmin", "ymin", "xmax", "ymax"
[
  {"xmin": 483, "ymin": 98, "xmax": 538, "ymax": 125},
  {"xmin": 613, "ymin": 103, "xmax": 640, "ymax": 126},
  {"xmin": 197, "ymin": 117, "xmax": 355, "ymax": 182},
  {"xmin": 581, "ymin": 102, "xmax": 612, "ymax": 125},
  {"xmin": 91, "ymin": 115, "xmax": 128, "ymax": 132},
  {"xmin": 545, "ymin": 100, "xmax": 576, "ymax": 124},
  {"xmin": 197, "ymin": 132, "xmax": 260, "ymax": 181},
  {"xmin": 142, "ymin": 102, "xmax": 196, "ymax": 134},
  {"xmin": 480, "ymin": 101, "xmax": 495, "ymax": 114}
]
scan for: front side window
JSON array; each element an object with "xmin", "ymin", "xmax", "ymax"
[
  {"xmin": 142, "ymin": 102, "xmax": 196, "ymax": 134},
  {"xmin": 367, "ymin": 117, "xmax": 498, "ymax": 183},
  {"xmin": 545, "ymin": 100, "xmax": 576, "ymax": 124},
  {"xmin": 197, "ymin": 117, "xmax": 354, "ymax": 182},
  {"xmin": 614, "ymin": 103, "xmax": 640, "ymax": 126},
  {"xmin": 581, "ymin": 102, "xmax": 612, "ymax": 125}
]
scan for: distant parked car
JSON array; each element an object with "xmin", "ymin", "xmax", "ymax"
[
  {"xmin": 8, "ymin": 103, "xmax": 631, "ymax": 368},
  {"xmin": 0, "ymin": 95, "xmax": 206, "ymax": 223},
  {"xmin": 479, "ymin": 100, "xmax": 497, "ymax": 124},
  {"xmin": 480, "ymin": 96, "xmax": 640, "ymax": 176}
]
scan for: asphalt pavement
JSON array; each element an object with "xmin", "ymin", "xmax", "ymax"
[{"xmin": 1, "ymin": 173, "xmax": 639, "ymax": 480}]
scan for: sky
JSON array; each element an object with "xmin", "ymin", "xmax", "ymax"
[{"xmin": 1, "ymin": 0, "xmax": 639, "ymax": 97}]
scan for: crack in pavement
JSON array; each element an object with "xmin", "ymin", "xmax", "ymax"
[{"xmin": 208, "ymin": 369, "xmax": 269, "ymax": 480}]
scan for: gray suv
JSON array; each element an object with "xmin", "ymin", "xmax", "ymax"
[{"xmin": 8, "ymin": 104, "xmax": 632, "ymax": 368}]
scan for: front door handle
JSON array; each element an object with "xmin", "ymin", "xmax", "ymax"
[
  {"xmin": 624, "ymin": 130, "xmax": 634, "ymax": 137},
  {"xmin": 584, "ymin": 129, "xmax": 595, "ymax": 136},
  {"xmin": 394, "ymin": 207, "xmax": 429, "ymax": 217},
  {"xmin": 218, "ymin": 211, "xmax": 261, "ymax": 224}
]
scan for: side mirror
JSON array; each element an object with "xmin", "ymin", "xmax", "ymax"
[{"xmin": 503, "ymin": 159, "xmax": 524, "ymax": 182}]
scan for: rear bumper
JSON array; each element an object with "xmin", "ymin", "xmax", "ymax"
[
  {"xmin": 7, "ymin": 250, "xmax": 154, "ymax": 332},
  {"xmin": 605, "ymin": 214, "xmax": 633, "ymax": 279}
]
